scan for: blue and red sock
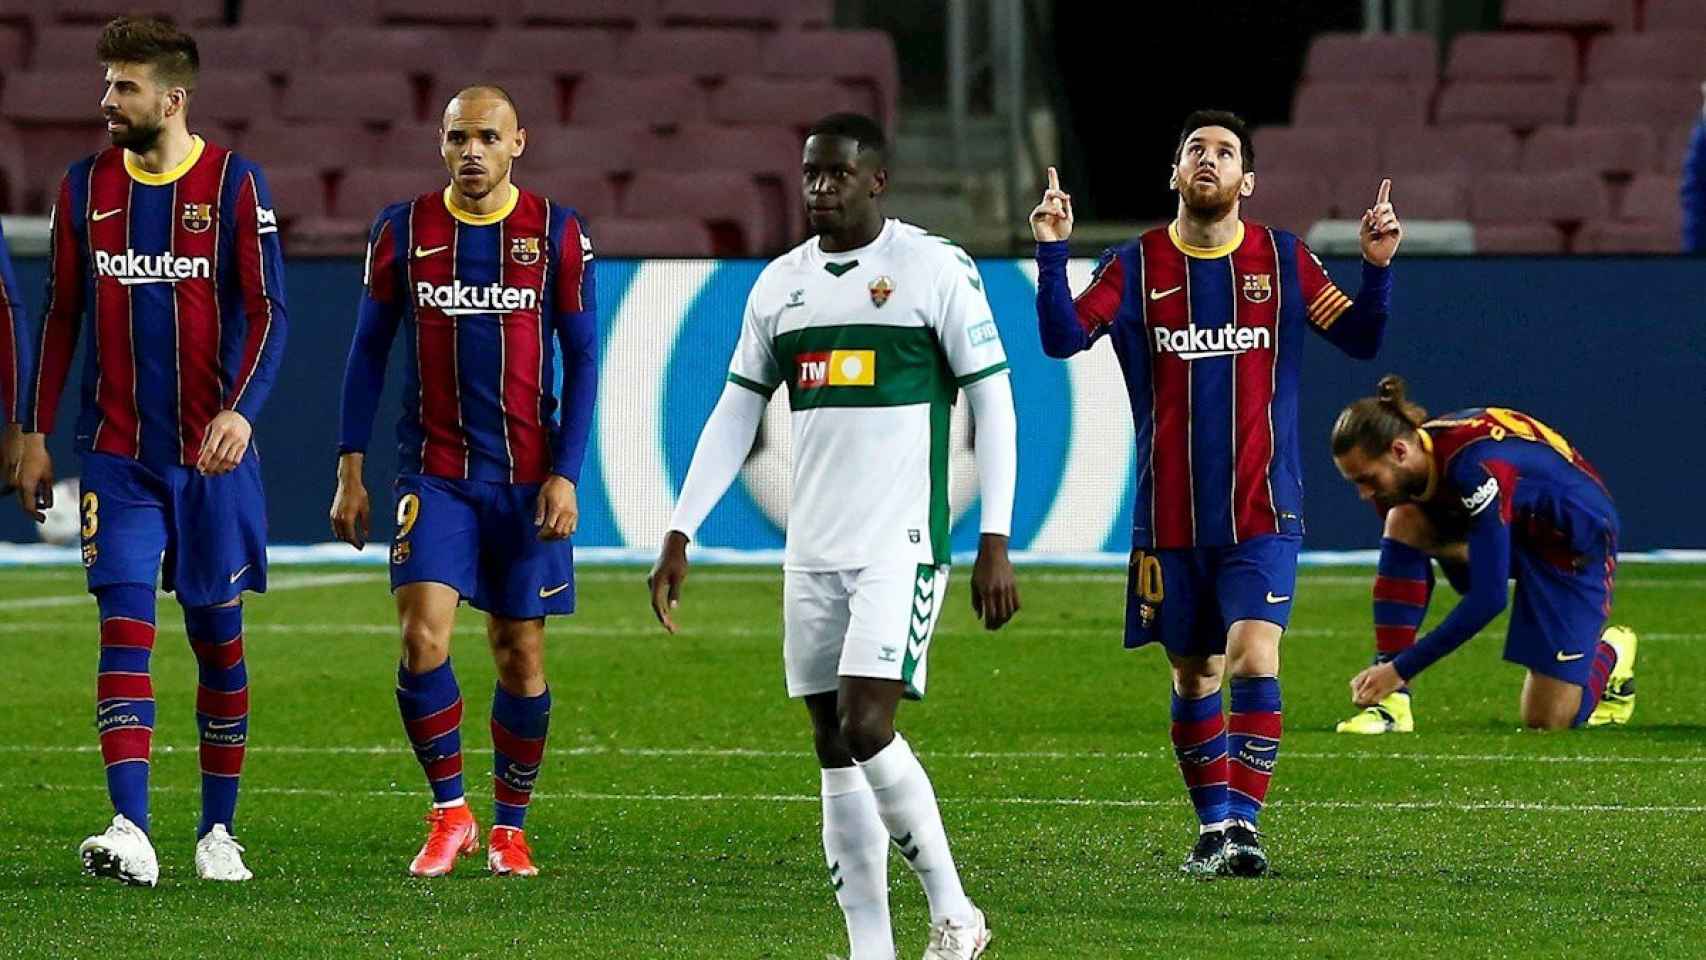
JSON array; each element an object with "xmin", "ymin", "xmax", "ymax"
[
  {"xmin": 95, "ymin": 585, "xmax": 157, "ymax": 834},
  {"xmin": 186, "ymin": 603, "xmax": 249, "ymax": 838},
  {"xmin": 1169, "ymin": 689, "xmax": 1230, "ymax": 828},
  {"xmin": 1573, "ymin": 640, "xmax": 1619, "ymax": 727},
  {"xmin": 491, "ymin": 684, "xmax": 551, "ymax": 829},
  {"xmin": 1227, "ymin": 675, "xmax": 1282, "ymax": 827},
  {"xmin": 1373, "ymin": 538, "xmax": 1433, "ymax": 693},
  {"xmin": 397, "ymin": 659, "xmax": 465, "ymax": 804}
]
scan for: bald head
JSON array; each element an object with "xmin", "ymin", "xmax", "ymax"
[
  {"xmin": 440, "ymin": 84, "xmax": 527, "ymax": 205},
  {"xmin": 447, "ymin": 83, "xmax": 521, "ymax": 128}
]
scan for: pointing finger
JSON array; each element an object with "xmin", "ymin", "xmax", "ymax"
[
  {"xmin": 1376, "ymin": 178, "xmax": 1391, "ymax": 207},
  {"xmin": 1047, "ymin": 166, "xmax": 1060, "ymax": 192}
]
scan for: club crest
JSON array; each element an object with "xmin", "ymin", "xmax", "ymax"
[
  {"xmin": 868, "ymin": 275, "xmax": 895, "ymax": 307},
  {"xmin": 181, "ymin": 202, "xmax": 213, "ymax": 233},
  {"xmin": 1241, "ymin": 272, "xmax": 1272, "ymax": 304},
  {"xmin": 510, "ymin": 236, "xmax": 542, "ymax": 266}
]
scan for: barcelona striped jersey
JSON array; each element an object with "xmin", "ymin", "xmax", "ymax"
[{"xmin": 0, "ymin": 218, "xmax": 24, "ymax": 424}]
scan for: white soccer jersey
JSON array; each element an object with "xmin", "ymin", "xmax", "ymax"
[{"xmin": 727, "ymin": 219, "xmax": 1009, "ymax": 571}]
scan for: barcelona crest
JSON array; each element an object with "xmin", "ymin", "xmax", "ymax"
[
  {"xmin": 510, "ymin": 236, "xmax": 542, "ymax": 266},
  {"xmin": 181, "ymin": 202, "xmax": 213, "ymax": 233},
  {"xmin": 1138, "ymin": 602, "xmax": 1156, "ymax": 629},
  {"xmin": 868, "ymin": 275, "xmax": 894, "ymax": 308},
  {"xmin": 1241, "ymin": 272, "xmax": 1272, "ymax": 304}
]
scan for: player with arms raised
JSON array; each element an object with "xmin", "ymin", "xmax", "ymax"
[
  {"xmin": 1331, "ymin": 376, "xmax": 1636, "ymax": 731},
  {"xmin": 649, "ymin": 113, "xmax": 1017, "ymax": 960},
  {"xmin": 13, "ymin": 17, "xmax": 287, "ymax": 886},
  {"xmin": 331, "ymin": 84, "xmax": 598, "ymax": 879},
  {"xmin": 1032, "ymin": 110, "xmax": 1401, "ymax": 877}
]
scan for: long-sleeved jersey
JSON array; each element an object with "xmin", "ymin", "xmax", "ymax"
[
  {"xmin": 0, "ymin": 217, "xmax": 25, "ymax": 423},
  {"xmin": 1683, "ymin": 116, "xmax": 1704, "ymax": 254}
]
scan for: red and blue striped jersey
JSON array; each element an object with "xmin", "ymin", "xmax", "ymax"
[
  {"xmin": 337, "ymin": 186, "xmax": 598, "ymax": 485},
  {"xmin": 0, "ymin": 218, "xmax": 25, "ymax": 423},
  {"xmin": 20, "ymin": 137, "xmax": 288, "ymax": 467},
  {"xmin": 1037, "ymin": 221, "xmax": 1390, "ymax": 549}
]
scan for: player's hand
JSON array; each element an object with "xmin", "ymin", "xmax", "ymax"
[
  {"xmin": 1029, "ymin": 166, "xmax": 1074, "ymax": 243},
  {"xmin": 1359, "ymin": 178, "xmax": 1402, "ymax": 267},
  {"xmin": 970, "ymin": 533, "xmax": 1021, "ymax": 630},
  {"xmin": 1350, "ymin": 660, "xmax": 1405, "ymax": 707},
  {"xmin": 14, "ymin": 433, "xmax": 53, "ymax": 523},
  {"xmin": 330, "ymin": 454, "xmax": 371, "ymax": 550},
  {"xmin": 196, "ymin": 410, "xmax": 252, "ymax": 476},
  {"xmin": 647, "ymin": 530, "xmax": 690, "ymax": 634},
  {"xmin": 535, "ymin": 475, "xmax": 578, "ymax": 541},
  {"xmin": 1, "ymin": 422, "xmax": 21, "ymax": 496}
]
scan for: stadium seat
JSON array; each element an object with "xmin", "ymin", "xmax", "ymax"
[
  {"xmin": 1291, "ymin": 83, "xmax": 1433, "ymax": 128},
  {"xmin": 1502, "ymin": 0, "xmax": 1634, "ymax": 31},
  {"xmin": 521, "ymin": 126, "xmax": 655, "ymax": 176},
  {"xmin": 36, "ymin": 0, "xmax": 183, "ymax": 26},
  {"xmin": 315, "ymin": 28, "xmax": 459, "ymax": 76},
  {"xmin": 1573, "ymin": 220, "xmax": 1679, "ymax": 252},
  {"xmin": 1575, "ymin": 82, "xmax": 1701, "ymax": 131},
  {"xmin": 282, "ymin": 216, "xmax": 371, "ymax": 253},
  {"xmin": 710, "ymin": 76, "xmax": 860, "ymax": 130},
  {"xmin": 2, "ymin": 71, "xmax": 103, "ymax": 123},
  {"xmin": 1522, "ymin": 125, "xmax": 1655, "ymax": 178},
  {"xmin": 280, "ymin": 73, "xmax": 416, "ymax": 125},
  {"xmin": 241, "ymin": 0, "xmax": 379, "ymax": 28},
  {"xmin": 516, "ymin": 0, "xmax": 656, "ymax": 28},
  {"xmin": 197, "ymin": 27, "xmax": 312, "ymax": 77},
  {"xmin": 648, "ymin": 124, "xmax": 805, "ymax": 239},
  {"xmin": 241, "ymin": 123, "xmax": 382, "ymax": 174},
  {"xmin": 263, "ymin": 166, "xmax": 329, "ymax": 221},
  {"xmin": 763, "ymin": 31, "xmax": 900, "ymax": 129},
  {"xmin": 335, "ymin": 168, "xmax": 446, "ymax": 220},
  {"xmin": 1434, "ymin": 81, "xmax": 1573, "ymax": 131},
  {"xmin": 1471, "ymin": 171, "xmax": 1610, "ymax": 223},
  {"xmin": 29, "ymin": 27, "xmax": 101, "ymax": 70},
  {"xmin": 0, "ymin": 120, "xmax": 28, "ymax": 213},
  {"xmin": 523, "ymin": 170, "xmax": 619, "ymax": 218},
  {"xmin": 1618, "ymin": 173, "xmax": 1684, "ymax": 227},
  {"xmin": 1380, "ymin": 124, "xmax": 1520, "ymax": 175},
  {"xmin": 1251, "ymin": 126, "xmax": 1379, "ymax": 178},
  {"xmin": 1445, "ymin": 32, "xmax": 1578, "ymax": 83},
  {"xmin": 1238, "ymin": 172, "xmax": 1330, "ymax": 235},
  {"xmin": 190, "ymin": 71, "xmax": 276, "ymax": 129},
  {"xmin": 1333, "ymin": 172, "xmax": 1467, "ymax": 220},
  {"xmin": 0, "ymin": 23, "xmax": 25, "ymax": 69},
  {"xmin": 1585, "ymin": 33, "xmax": 1706, "ymax": 82},
  {"xmin": 377, "ymin": 0, "xmax": 500, "ymax": 26},
  {"xmin": 13, "ymin": 126, "xmax": 109, "ymax": 212},
  {"xmin": 1472, "ymin": 223, "xmax": 1566, "ymax": 252},
  {"xmin": 658, "ymin": 0, "xmax": 784, "ymax": 28},
  {"xmin": 593, "ymin": 217, "xmax": 716, "ymax": 256},
  {"xmin": 1302, "ymin": 32, "xmax": 1437, "ymax": 85},
  {"xmin": 621, "ymin": 29, "xmax": 765, "ymax": 81},
  {"xmin": 369, "ymin": 123, "xmax": 446, "ymax": 169},
  {"xmin": 622, "ymin": 170, "xmax": 773, "ymax": 254},
  {"xmin": 423, "ymin": 75, "xmax": 563, "ymax": 124},
  {"xmin": 1644, "ymin": 0, "xmax": 1706, "ymax": 30},
  {"xmin": 476, "ymin": 29, "xmax": 622, "ymax": 77},
  {"xmin": 1660, "ymin": 124, "xmax": 1695, "ymax": 175},
  {"xmin": 569, "ymin": 75, "xmax": 705, "ymax": 129}
]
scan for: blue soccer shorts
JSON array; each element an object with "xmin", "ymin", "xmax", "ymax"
[
  {"xmin": 388, "ymin": 475, "xmax": 576, "ymax": 620},
  {"xmin": 78, "ymin": 451, "xmax": 268, "ymax": 607},
  {"xmin": 1123, "ymin": 534, "xmax": 1301, "ymax": 656},
  {"xmin": 1504, "ymin": 532, "xmax": 1616, "ymax": 687}
]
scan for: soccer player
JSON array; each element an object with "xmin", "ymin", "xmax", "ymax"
[
  {"xmin": 1031, "ymin": 110, "xmax": 1401, "ymax": 878},
  {"xmin": 2, "ymin": 217, "xmax": 27, "ymax": 495},
  {"xmin": 648, "ymin": 113, "xmax": 1017, "ymax": 960},
  {"xmin": 330, "ymin": 84, "xmax": 598, "ymax": 879},
  {"xmin": 1331, "ymin": 376, "xmax": 1636, "ymax": 732},
  {"xmin": 12, "ymin": 17, "xmax": 286, "ymax": 886}
]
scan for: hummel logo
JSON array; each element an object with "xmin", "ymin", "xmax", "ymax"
[
  {"xmin": 414, "ymin": 244, "xmax": 449, "ymax": 258},
  {"xmin": 907, "ymin": 631, "xmax": 929, "ymax": 661},
  {"xmin": 1149, "ymin": 285, "xmax": 1182, "ymax": 301},
  {"xmin": 1555, "ymin": 651, "xmax": 1586, "ymax": 662},
  {"xmin": 1265, "ymin": 592, "xmax": 1291, "ymax": 604},
  {"xmin": 92, "ymin": 208, "xmax": 123, "ymax": 222},
  {"xmin": 229, "ymin": 564, "xmax": 251, "ymax": 584},
  {"xmin": 539, "ymin": 582, "xmax": 570, "ymax": 599}
]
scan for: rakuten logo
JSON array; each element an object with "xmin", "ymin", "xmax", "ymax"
[
  {"xmin": 94, "ymin": 250, "xmax": 211, "ymax": 286},
  {"xmin": 1152, "ymin": 325, "xmax": 1271, "ymax": 361},
  {"xmin": 414, "ymin": 280, "xmax": 539, "ymax": 316}
]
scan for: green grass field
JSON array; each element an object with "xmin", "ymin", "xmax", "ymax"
[{"xmin": 1, "ymin": 562, "xmax": 1703, "ymax": 959}]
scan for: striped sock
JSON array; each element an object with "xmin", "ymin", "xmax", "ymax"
[
  {"xmin": 1574, "ymin": 640, "xmax": 1620, "ymax": 727},
  {"xmin": 397, "ymin": 660, "xmax": 465, "ymax": 804},
  {"xmin": 186, "ymin": 604, "xmax": 249, "ymax": 838},
  {"xmin": 1169, "ymin": 689, "xmax": 1230, "ymax": 827},
  {"xmin": 1373, "ymin": 537, "xmax": 1433, "ymax": 693},
  {"xmin": 1227, "ymin": 675, "xmax": 1282, "ymax": 827},
  {"xmin": 491, "ymin": 684, "xmax": 550, "ymax": 829},
  {"xmin": 95, "ymin": 585, "xmax": 157, "ymax": 834}
]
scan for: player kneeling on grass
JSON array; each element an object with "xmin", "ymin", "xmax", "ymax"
[
  {"xmin": 1331, "ymin": 376, "xmax": 1636, "ymax": 733},
  {"xmin": 331, "ymin": 84, "xmax": 598, "ymax": 878}
]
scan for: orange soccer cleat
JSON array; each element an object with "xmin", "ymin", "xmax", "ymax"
[
  {"xmin": 487, "ymin": 826, "xmax": 539, "ymax": 877},
  {"xmin": 408, "ymin": 803, "xmax": 479, "ymax": 877}
]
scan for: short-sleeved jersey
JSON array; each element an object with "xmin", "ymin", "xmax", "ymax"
[
  {"xmin": 0, "ymin": 218, "xmax": 26, "ymax": 423},
  {"xmin": 729, "ymin": 219, "xmax": 1008, "ymax": 570},
  {"xmin": 21, "ymin": 137, "xmax": 288, "ymax": 467}
]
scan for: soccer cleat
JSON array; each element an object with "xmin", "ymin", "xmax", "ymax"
[
  {"xmin": 1222, "ymin": 822, "xmax": 1269, "ymax": 878},
  {"xmin": 1335, "ymin": 690, "xmax": 1414, "ymax": 735},
  {"xmin": 923, "ymin": 906, "xmax": 990, "ymax": 960},
  {"xmin": 79, "ymin": 814, "xmax": 159, "ymax": 887},
  {"xmin": 408, "ymin": 803, "xmax": 479, "ymax": 877},
  {"xmin": 1180, "ymin": 828, "xmax": 1228, "ymax": 878},
  {"xmin": 194, "ymin": 824, "xmax": 253, "ymax": 881},
  {"xmin": 487, "ymin": 825, "xmax": 539, "ymax": 877},
  {"xmin": 1587, "ymin": 626, "xmax": 1638, "ymax": 727}
]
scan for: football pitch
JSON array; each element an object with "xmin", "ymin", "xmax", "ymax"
[{"xmin": 1, "ymin": 562, "xmax": 1702, "ymax": 959}]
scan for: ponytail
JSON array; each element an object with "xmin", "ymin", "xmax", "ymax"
[{"xmin": 1331, "ymin": 374, "xmax": 1428, "ymax": 458}]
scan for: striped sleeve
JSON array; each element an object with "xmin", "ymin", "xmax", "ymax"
[
  {"xmin": 22, "ymin": 175, "xmax": 87, "ymax": 433},
  {"xmin": 226, "ymin": 162, "xmax": 288, "ymax": 423},
  {"xmin": 549, "ymin": 210, "xmax": 599, "ymax": 482},
  {"xmin": 338, "ymin": 211, "xmax": 405, "ymax": 456},
  {"xmin": 1296, "ymin": 241, "xmax": 1352, "ymax": 331}
]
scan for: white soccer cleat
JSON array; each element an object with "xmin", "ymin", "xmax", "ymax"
[
  {"xmin": 194, "ymin": 824, "xmax": 254, "ymax": 881},
  {"xmin": 79, "ymin": 814, "xmax": 159, "ymax": 887},
  {"xmin": 923, "ymin": 906, "xmax": 990, "ymax": 960}
]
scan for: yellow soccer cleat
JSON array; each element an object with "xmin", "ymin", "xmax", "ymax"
[
  {"xmin": 1335, "ymin": 690, "xmax": 1414, "ymax": 734},
  {"xmin": 1586, "ymin": 625, "xmax": 1637, "ymax": 727}
]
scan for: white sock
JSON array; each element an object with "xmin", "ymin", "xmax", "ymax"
[
  {"xmin": 821, "ymin": 766, "xmax": 895, "ymax": 960},
  {"xmin": 855, "ymin": 733, "xmax": 975, "ymax": 925}
]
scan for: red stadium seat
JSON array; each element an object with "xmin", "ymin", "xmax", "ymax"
[
  {"xmin": 0, "ymin": 120, "xmax": 28, "ymax": 213},
  {"xmin": 763, "ymin": 31, "xmax": 900, "ymax": 128},
  {"xmin": 1434, "ymin": 81, "xmax": 1573, "ymax": 131},
  {"xmin": 242, "ymin": 0, "xmax": 379, "ymax": 28},
  {"xmin": 648, "ymin": 124, "xmax": 805, "ymax": 240},
  {"xmin": 476, "ymin": 29, "xmax": 623, "ymax": 77},
  {"xmin": 521, "ymin": 126, "xmax": 656, "ymax": 176},
  {"xmin": 0, "ymin": 23, "xmax": 25, "ymax": 69},
  {"xmin": 1585, "ymin": 33, "xmax": 1706, "ymax": 82},
  {"xmin": 281, "ymin": 73, "xmax": 416, "ymax": 125},
  {"xmin": 593, "ymin": 217, "xmax": 715, "ymax": 257},
  {"xmin": 1379, "ymin": 124, "xmax": 1520, "ymax": 176},
  {"xmin": 422, "ymin": 75, "xmax": 564, "ymax": 125},
  {"xmin": 36, "ymin": 0, "xmax": 181, "ymax": 26},
  {"xmin": 262, "ymin": 166, "xmax": 329, "ymax": 221},
  {"xmin": 190, "ymin": 72, "xmax": 276, "ymax": 129},
  {"xmin": 523, "ymin": 170, "xmax": 619, "ymax": 218},
  {"xmin": 1238, "ymin": 173, "xmax": 1330, "ymax": 235},
  {"xmin": 197, "ymin": 27, "xmax": 312, "ymax": 77},
  {"xmin": 1446, "ymin": 32, "xmax": 1578, "ymax": 84},
  {"xmin": 1302, "ymin": 32, "xmax": 1437, "ymax": 85},
  {"xmin": 241, "ymin": 123, "xmax": 383, "ymax": 174},
  {"xmin": 335, "ymin": 168, "xmax": 445, "ymax": 220},
  {"xmin": 1502, "ymin": 0, "xmax": 1634, "ymax": 31},
  {"xmin": 1575, "ymin": 82, "xmax": 1701, "ymax": 131},
  {"xmin": 377, "ymin": 0, "xmax": 500, "ymax": 26},
  {"xmin": 1574, "ymin": 220, "xmax": 1679, "ymax": 252},
  {"xmin": 13, "ymin": 126, "xmax": 109, "ymax": 212},
  {"xmin": 570, "ymin": 75, "xmax": 705, "ymax": 129},
  {"xmin": 1333, "ymin": 173, "xmax": 1467, "ymax": 220},
  {"xmin": 622, "ymin": 170, "xmax": 773, "ymax": 254},
  {"xmin": 1644, "ymin": 0, "xmax": 1706, "ymax": 30},
  {"xmin": 1471, "ymin": 171, "xmax": 1610, "ymax": 223},
  {"xmin": 369, "ymin": 123, "xmax": 446, "ymax": 169},
  {"xmin": 29, "ymin": 27, "xmax": 101, "ymax": 70},
  {"xmin": 1473, "ymin": 223, "xmax": 1566, "ymax": 253},
  {"xmin": 283, "ymin": 216, "xmax": 371, "ymax": 253},
  {"xmin": 1660, "ymin": 124, "xmax": 1695, "ymax": 175},
  {"xmin": 658, "ymin": 0, "xmax": 785, "ymax": 28},
  {"xmin": 622, "ymin": 29, "xmax": 765, "ymax": 81},
  {"xmin": 1522, "ymin": 125, "xmax": 1655, "ymax": 178},
  {"xmin": 1618, "ymin": 173, "xmax": 1683, "ymax": 226},
  {"xmin": 315, "ymin": 28, "xmax": 462, "ymax": 77},
  {"xmin": 710, "ymin": 76, "xmax": 859, "ymax": 130},
  {"xmin": 1291, "ymin": 83, "xmax": 1433, "ymax": 128},
  {"xmin": 516, "ymin": 0, "xmax": 656, "ymax": 28},
  {"xmin": 1251, "ymin": 126, "xmax": 1379, "ymax": 178},
  {"xmin": 2, "ymin": 71, "xmax": 102, "ymax": 123}
]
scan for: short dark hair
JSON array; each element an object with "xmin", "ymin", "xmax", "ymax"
[
  {"xmin": 1174, "ymin": 109, "xmax": 1254, "ymax": 172},
  {"xmin": 451, "ymin": 83, "xmax": 522, "ymax": 128},
  {"xmin": 806, "ymin": 112, "xmax": 887, "ymax": 164},
  {"xmin": 97, "ymin": 16, "xmax": 198, "ymax": 92},
  {"xmin": 1331, "ymin": 375, "xmax": 1429, "ymax": 459}
]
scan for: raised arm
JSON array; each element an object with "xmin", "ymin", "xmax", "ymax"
[{"xmin": 1032, "ymin": 167, "xmax": 1122, "ymax": 358}]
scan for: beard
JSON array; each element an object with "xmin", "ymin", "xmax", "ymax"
[
  {"xmin": 1373, "ymin": 464, "xmax": 1432, "ymax": 509},
  {"xmin": 1179, "ymin": 175, "xmax": 1240, "ymax": 218},
  {"xmin": 108, "ymin": 115, "xmax": 163, "ymax": 153}
]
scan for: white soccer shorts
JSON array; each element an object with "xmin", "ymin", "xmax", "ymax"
[{"xmin": 783, "ymin": 562, "xmax": 950, "ymax": 700}]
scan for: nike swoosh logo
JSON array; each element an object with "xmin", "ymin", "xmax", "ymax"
[
  {"xmin": 1149, "ymin": 285, "xmax": 1182, "ymax": 301},
  {"xmin": 229, "ymin": 564, "xmax": 251, "ymax": 584},
  {"xmin": 1265, "ymin": 592, "xmax": 1291, "ymax": 604},
  {"xmin": 538, "ymin": 582, "xmax": 570, "ymax": 599},
  {"xmin": 414, "ymin": 244, "xmax": 449, "ymax": 258},
  {"xmin": 1555, "ymin": 651, "xmax": 1586, "ymax": 662},
  {"xmin": 91, "ymin": 208, "xmax": 123, "ymax": 221},
  {"xmin": 98, "ymin": 701, "xmax": 128, "ymax": 715},
  {"xmin": 207, "ymin": 720, "xmax": 242, "ymax": 730},
  {"xmin": 1244, "ymin": 741, "xmax": 1278, "ymax": 752}
]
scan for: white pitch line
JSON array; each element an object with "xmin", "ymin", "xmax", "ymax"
[{"xmin": 0, "ymin": 572, "xmax": 386, "ymax": 611}]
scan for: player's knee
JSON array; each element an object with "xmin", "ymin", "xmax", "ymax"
[
  {"xmin": 1382, "ymin": 505, "xmax": 1433, "ymax": 548},
  {"xmin": 398, "ymin": 620, "xmax": 451, "ymax": 672},
  {"xmin": 1169, "ymin": 657, "xmax": 1220, "ymax": 698},
  {"xmin": 837, "ymin": 702, "xmax": 895, "ymax": 761}
]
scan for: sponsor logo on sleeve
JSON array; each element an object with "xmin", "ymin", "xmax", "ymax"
[
  {"xmin": 1462, "ymin": 475, "xmax": 1500, "ymax": 516},
  {"xmin": 255, "ymin": 206, "xmax": 278, "ymax": 235},
  {"xmin": 967, "ymin": 319, "xmax": 998, "ymax": 346}
]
